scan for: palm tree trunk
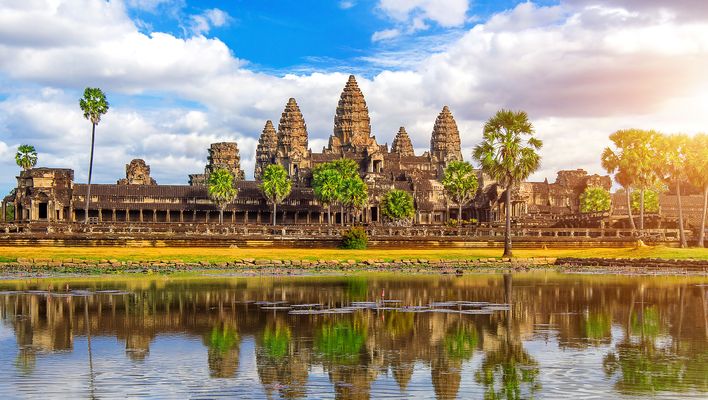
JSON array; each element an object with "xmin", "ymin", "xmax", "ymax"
[
  {"xmin": 328, "ymin": 204, "xmax": 332, "ymax": 225},
  {"xmin": 639, "ymin": 188, "xmax": 645, "ymax": 233},
  {"xmin": 84, "ymin": 123, "xmax": 96, "ymax": 224},
  {"xmin": 273, "ymin": 202, "xmax": 277, "ymax": 226},
  {"xmin": 340, "ymin": 205, "xmax": 344, "ymax": 226},
  {"xmin": 699, "ymin": 187, "xmax": 707, "ymax": 248},
  {"xmin": 626, "ymin": 188, "xmax": 636, "ymax": 232},
  {"xmin": 458, "ymin": 203, "xmax": 463, "ymax": 235},
  {"xmin": 220, "ymin": 208, "xmax": 224, "ymax": 224},
  {"xmin": 504, "ymin": 187, "xmax": 513, "ymax": 257},
  {"xmin": 676, "ymin": 180, "xmax": 686, "ymax": 248}
]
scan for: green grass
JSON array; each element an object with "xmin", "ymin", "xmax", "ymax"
[{"xmin": 0, "ymin": 245, "xmax": 705, "ymax": 263}]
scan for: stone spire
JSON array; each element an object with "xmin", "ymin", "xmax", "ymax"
[
  {"xmin": 277, "ymin": 98, "xmax": 308, "ymax": 156},
  {"xmin": 391, "ymin": 127, "xmax": 415, "ymax": 156},
  {"xmin": 254, "ymin": 120, "xmax": 278, "ymax": 180},
  {"xmin": 206, "ymin": 142, "xmax": 244, "ymax": 180},
  {"xmin": 328, "ymin": 75, "xmax": 373, "ymax": 152},
  {"xmin": 117, "ymin": 159, "xmax": 157, "ymax": 185},
  {"xmin": 430, "ymin": 105, "xmax": 462, "ymax": 163}
]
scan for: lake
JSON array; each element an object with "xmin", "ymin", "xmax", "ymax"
[{"xmin": 0, "ymin": 272, "xmax": 706, "ymax": 399}]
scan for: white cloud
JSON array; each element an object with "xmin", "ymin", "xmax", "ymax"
[
  {"xmin": 372, "ymin": 28, "xmax": 401, "ymax": 42},
  {"xmin": 188, "ymin": 8, "xmax": 231, "ymax": 36},
  {"xmin": 339, "ymin": 1, "xmax": 356, "ymax": 10},
  {"xmin": 377, "ymin": 0, "xmax": 470, "ymax": 28}
]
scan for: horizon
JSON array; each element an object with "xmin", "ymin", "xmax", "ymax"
[{"xmin": 1, "ymin": 0, "xmax": 707, "ymax": 194}]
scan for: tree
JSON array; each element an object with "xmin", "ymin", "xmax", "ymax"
[
  {"xmin": 473, "ymin": 109, "xmax": 542, "ymax": 257},
  {"xmin": 441, "ymin": 161, "xmax": 479, "ymax": 223},
  {"xmin": 686, "ymin": 133, "xmax": 708, "ymax": 247},
  {"xmin": 208, "ymin": 168, "xmax": 238, "ymax": 224},
  {"xmin": 631, "ymin": 189, "xmax": 659, "ymax": 214},
  {"xmin": 259, "ymin": 164, "xmax": 292, "ymax": 226},
  {"xmin": 602, "ymin": 149, "xmax": 637, "ymax": 231},
  {"xmin": 79, "ymin": 87, "xmax": 109, "ymax": 223},
  {"xmin": 580, "ymin": 186, "xmax": 611, "ymax": 213},
  {"xmin": 339, "ymin": 175, "xmax": 368, "ymax": 225},
  {"xmin": 381, "ymin": 189, "xmax": 415, "ymax": 224},
  {"xmin": 15, "ymin": 145, "xmax": 37, "ymax": 171},
  {"xmin": 656, "ymin": 134, "xmax": 690, "ymax": 246},
  {"xmin": 312, "ymin": 166, "xmax": 341, "ymax": 225}
]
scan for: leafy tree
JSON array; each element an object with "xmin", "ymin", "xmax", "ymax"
[
  {"xmin": 15, "ymin": 144, "xmax": 37, "ymax": 171},
  {"xmin": 442, "ymin": 160, "xmax": 479, "ymax": 222},
  {"xmin": 312, "ymin": 166, "xmax": 341, "ymax": 225},
  {"xmin": 341, "ymin": 226, "xmax": 368, "ymax": 249},
  {"xmin": 602, "ymin": 129, "xmax": 661, "ymax": 234},
  {"xmin": 631, "ymin": 190, "xmax": 659, "ymax": 214},
  {"xmin": 473, "ymin": 109, "xmax": 542, "ymax": 257},
  {"xmin": 339, "ymin": 175, "xmax": 368, "ymax": 225},
  {"xmin": 655, "ymin": 133, "xmax": 690, "ymax": 247},
  {"xmin": 686, "ymin": 133, "xmax": 708, "ymax": 247},
  {"xmin": 208, "ymin": 168, "xmax": 238, "ymax": 224},
  {"xmin": 259, "ymin": 164, "xmax": 292, "ymax": 226},
  {"xmin": 381, "ymin": 189, "xmax": 415, "ymax": 224},
  {"xmin": 580, "ymin": 186, "xmax": 611, "ymax": 213},
  {"xmin": 79, "ymin": 87, "xmax": 109, "ymax": 223}
]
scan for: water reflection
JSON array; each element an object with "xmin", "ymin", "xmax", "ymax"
[{"xmin": 0, "ymin": 273, "xmax": 706, "ymax": 399}]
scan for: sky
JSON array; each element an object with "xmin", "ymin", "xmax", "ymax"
[{"xmin": 1, "ymin": 0, "xmax": 707, "ymax": 194}]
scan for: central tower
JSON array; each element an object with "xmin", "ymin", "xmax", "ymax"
[{"xmin": 326, "ymin": 75, "xmax": 378, "ymax": 153}]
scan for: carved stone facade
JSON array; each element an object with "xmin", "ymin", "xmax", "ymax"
[
  {"xmin": 254, "ymin": 120, "xmax": 277, "ymax": 180},
  {"xmin": 190, "ymin": 142, "xmax": 245, "ymax": 185},
  {"xmin": 391, "ymin": 127, "xmax": 414, "ymax": 157},
  {"xmin": 118, "ymin": 159, "xmax": 157, "ymax": 185},
  {"xmin": 430, "ymin": 106, "xmax": 462, "ymax": 173}
]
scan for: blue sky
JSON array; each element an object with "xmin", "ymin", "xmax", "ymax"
[{"xmin": 0, "ymin": 0, "xmax": 707, "ymax": 194}]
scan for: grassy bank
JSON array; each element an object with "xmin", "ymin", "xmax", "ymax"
[{"xmin": 0, "ymin": 245, "xmax": 706, "ymax": 263}]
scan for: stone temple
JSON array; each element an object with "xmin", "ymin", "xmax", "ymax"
[{"xmin": 3, "ymin": 75, "xmax": 619, "ymax": 226}]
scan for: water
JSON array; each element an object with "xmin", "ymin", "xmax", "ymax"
[{"xmin": 0, "ymin": 272, "xmax": 706, "ymax": 399}]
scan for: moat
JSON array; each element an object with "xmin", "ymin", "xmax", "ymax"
[{"xmin": 0, "ymin": 272, "xmax": 706, "ymax": 399}]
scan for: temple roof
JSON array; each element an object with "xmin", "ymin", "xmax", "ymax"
[
  {"xmin": 430, "ymin": 105, "xmax": 462, "ymax": 162},
  {"xmin": 391, "ymin": 127, "xmax": 415, "ymax": 156},
  {"xmin": 330, "ymin": 75, "xmax": 374, "ymax": 151},
  {"xmin": 277, "ymin": 98, "xmax": 308, "ymax": 154}
]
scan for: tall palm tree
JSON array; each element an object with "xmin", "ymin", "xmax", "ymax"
[
  {"xmin": 208, "ymin": 168, "xmax": 238, "ymax": 224},
  {"xmin": 655, "ymin": 133, "xmax": 689, "ymax": 247},
  {"xmin": 340, "ymin": 176, "xmax": 368, "ymax": 225},
  {"xmin": 473, "ymin": 109, "xmax": 542, "ymax": 257},
  {"xmin": 259, "ymin": 164, "xmax": 292, "ymax": 226},
  {"xmin": 79, "ymin": 87, "xmax": 109, "ymax": 223},
  {"xmin": 602, "ymin": 148, "xmax": 637, "ymax": 232},
  {"xmin": 15, "ymin": 144, "xmax": 38, "ymax": 171},
  {"xmin": 686, "ymin": 133, "xmax": 708, "ymax": 247}
]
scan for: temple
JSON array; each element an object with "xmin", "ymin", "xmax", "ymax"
[{"xmin": 2, "ymin": 75, "xmax": 696, "ymax": 230}]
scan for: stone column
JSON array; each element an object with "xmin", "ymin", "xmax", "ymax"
[
  {"xmin": 294, "ymin": 211, "xmax": 298, "ymax": 224},
  {"xmin": 126, "ymin": 208, "xmax": 130, "ymax": 222},
  {"xmin": 112, "ymin": 209, "xmax": 116, "ymax": 222},
  {"xmin": 98, "ymin": 208, "xmax": 102, "ymax": 222},
  {"xmin": 166, "ymin": 210, "xmax": 171, "ymax": 223},
  {"xmin": 231, "ymin": 210, "xmax": 235, "ymax": 223},
  {"xmin": 139, "ymin": 209, "xmax": 143, "ymax": 223},
  {"xmin": 179, "ymin": 210, "xmax": 184, "ymax": 223},
  {"xmin": 244, "ymin": 211, "xmax": 248, "ymax": 224},
  {"xmin": 153, "ymin": 209, "xmax": 157, "ymax": 222},
  {"xmin": 257, "ymin": 211, "xmax": 261, "ymax": 224},
  {"xmin": 306, "ymin": 212, "xmax": 311, "ymax": 224},
  {"xmin": 206, "ymin": 211, "xmax": 210, "ymax": 223}
]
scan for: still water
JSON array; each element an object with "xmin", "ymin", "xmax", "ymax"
[{"xmin": 0, "ymin": 272, "xmax": 706, "ymax": 399}]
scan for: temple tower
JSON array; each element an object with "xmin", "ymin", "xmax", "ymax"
[
  {"xmin": 254, "ymin": 120, "xmax": 278, "ymax": 180},
  {"xmin": 327, "ymin": 75, "xmax": 377, "ymax": 153},
  {"xmin": 206, "ymin": 142, "xmax": 245, "ymax": 180},
  {"xmin": 430, "ymin": 106, "xmax": 462, "ymax": 173},
  {"xmin": 117, "ymin": 159, "xmax": 156, "ymax": 185},
  {"xmin": 276, "ymin": 98, "xmax": 310, "ymax": 179},
  {"xmin": 391, "ymin": 127, "xmax": 415, "ymax": 156}
]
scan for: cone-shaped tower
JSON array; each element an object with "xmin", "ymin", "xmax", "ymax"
[
  {"xmin": 430, "ymin": 105, "xmax": 462, "ymax": 163},
  {"xmin": 391, "ymin": 127, "xmax": 415, "ymax": 156},
  {"xmin": 254, "ymin": 120, "xmax": 277, "ymax": 179},
  {"xmin": 328, "ymin": 75, "xmax": 376, "ymax": 152},
  {"xmin": 277, "ymin": 98, "xmax": 308, "ymax": 156}
]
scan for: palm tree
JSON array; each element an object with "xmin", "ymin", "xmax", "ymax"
[
  {"xmin": 686, "ymin": 133, "xmax": 708, "ymax": 247},
  {"xmin": 312, "ymin": 166, "xmax": 341, "ymax": 225},
  {"xmin": 441, "ymin": 160, "xmax": 479, "ymax": 223},
  {"xmin": 602, "ymin": 148, "xmax": 637, "ymax": 232},
  {"xmin": 473, "ymin": 109, "xmax": 542, "ymax": 257},
  {"xmin": 259, "ymin": 164, "xmax": 292, "ymax": 226},
  {"xmin": 15, "ymin": 144, "xmax": 38, "ymax": 170},
  {"xmin": 79, "ymin": 87, "xmax": 109, "ymax": 223},
  {"xmin": 340, "ymin": 176, "xmax": 368, "ymax": 225},
  {"xmin": 655, "ymin": 133, "xmax": 689, "ymax": 247},
  {"xmin": 381, "ymin": 189, "xmax": 415, "ymax": 225},
  {"xmin": 208, "ymin": 168, "xmax": 238, "ymax": 224}
]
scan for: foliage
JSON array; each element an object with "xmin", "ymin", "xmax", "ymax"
[
  {"xmin": 259, "ymin": 164, "xmax": 292, "ymax": 225},
  {"xmin": 381, "ymin": 189, "xmax": 415, "ymax": 223},
  {"xmin": 442, "ymin": 160, "xmax": 478, "ymax": 213},
  {"xmin": 630, "ymin": 306, "xmax": 661, "ymax": 338},
  {"xmin": 312, "ymin": 167, "xmax": 341, "ymax": 209},
  {"xmin": 15, "ymin": 144, "xmax": 38, "ymax": 170},
  {"xmin": 79, "ymin": 87, "xmax": 109, "ymax": 125},
  {"xmin": 315, "ymin": 321, "xmax": 366, "ymax": 362},
  {"xmin": 346, "ymin": 276, "xmax": 368, "ymax": 299},
  {"xmin": 262, "ymin": 324, "xmax": 292, "ymax": 359},
  {"xmin": 446, "ymin": 218, "xmax": 478, "ymax": 227},
  {"xmin": 313, "ymin": 159, "xmax": 367, "ymax": 224},
  {"xmin": 580, "ymin": 186, "xmax": 611, "ymax": 213},
  {"xmin": 475, "ymin": 341, "xmax": 541, "ymax": 400},
  {"xmin": 208, "ymin": 168, "xmax": 238, "ymax": 222},
  {"xmin": 339, "ymin": 174, "xmax": 368, "ymax": 213},
  {"xmin": 4, "ymin": 202, "xmax": 14, "ymax": 221},
  {"xmin": 631, "ymin": 190, "xmax": 659, "ymax": 213},
  {"xmin": 584, "ymin": 312, "xmax": 612, "ymax": 341},
  {"xmin": 685, "ymin": 133, "xmax": 708, "ymax": 247},
  {"xmin": 205, "ymin": 324, "xmax": 239, "ymax": 354},
  {"xmin": 444, "ymin": 325, "xmax": 478, "ymax": 361},
  {"xmin": 341, "ymin": 227, "xmax": 368, "ymax": 249}
]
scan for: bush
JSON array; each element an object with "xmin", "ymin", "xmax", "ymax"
[{"xmin": 341, "ymin": 227, "xmax": 367, "ymax": 249}]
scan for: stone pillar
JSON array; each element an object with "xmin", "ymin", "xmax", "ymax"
[
  {"xmin": 166, "ymin": 210, "xmax": 171, "ymax": 223},
  {"xmin": 231, "ymin": 210, "xmax": 235, "ymax": 223},
  {"xmin": 126, "ymin": 208, "xmax": 130, "ymax": 222},
  {"xmin": 306, "ymin": 212, "xmax": 311, "ymax": 224},
  {"xmin": 179, "ymin": 210, "xmax": 184, "ymax": 223},
  {"xmin": 193, "ymin": 210, "xmax": 196, "ymax": 222},
  {"xmin": 244, "ymin": 211, "xmax": 248, "ymax": 224},
  {"xmin": 294, "ymin": 211, "xmax": 298, "ymax": 224},
  {"xmin": 139, "ymin": 209, "xmax": 143, "ymax": 223},
  {"xmin": 98, "ymin": 208, "xmax": 102, "ymax": 222},
  {"xmin": 257, "ymin": 211, "xmax": 261, "ymax": 224},
  {"xmin": 153, "ymin": 209, "xmax": 157, "ymax": 222},
  {"xmin": 206, "ymin": 211, "xmax": 210, "ymax": 223},
  {"xmin": 112, "ymin": 209, "xmax": 116, "ymax": 222}
]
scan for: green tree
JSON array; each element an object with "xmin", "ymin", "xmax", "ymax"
[
  {"xmin": 602, "ymin": 152, "xmax": 637, "ymax": 232},
  {"xmin": 208, "ymin": 168, "xmax": 238, "ymax": 224},
  {"xmin": 259, "ymin": 164, "xmax": 292, "ymax": 226},
  {"xmin": 15, "ymin": 144, "xmax": 38, "ymax": 171},
  {"xmin": 686, "ymin": 133, "xmax": 708, "ymax": 247},
  {"xmin": 655, "ymin": 133, "xmax": 690, "ymax": 247},
  {"xmin": 473, "ymin": 109, "xmax": 542, "ymax": 257},
  {"xmin": 339, "ymin": 175, "xmax": 368, "ymax": 225},
  {"xmin": 312, "ymin": 166, "xmax": 341, "ymax": 225},
  {"xmin": 631, "ymin": 190, "xmax": 659, "ymax": 213},
  {"xmin": 442, "ymin": 160, "xmax": 479, "ymax": 222},
  {"xmin": 381, "ymin": 189, "xmax": 415, "ymax": 224},
  {"xmin": 79, "ymin": 87, "xmax": 109, "ymax": 223},
  {"xmin": 580, "ymin": 186, "xmax": 611, "ymax": 213}
]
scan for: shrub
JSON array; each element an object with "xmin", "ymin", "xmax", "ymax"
[
  {"xmin": 341, "ymin": 227, "xmax": 367, "ymax": 249},
  {"xmin": 580, "ymin": 186, "xmax": 611, "ymax": 213}
]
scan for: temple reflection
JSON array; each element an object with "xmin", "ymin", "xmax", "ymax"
[{"xmin": 0, "ymin": 273, "xmax": 706, "ymax": 397}]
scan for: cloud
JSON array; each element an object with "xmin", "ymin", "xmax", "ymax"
[
  {"xmin": 1, "ymin": 0, "xmax": 708, "ymax": 194},
  {"xmin": 377, "ymin": 0, "xmax": 470, "ymax": 28},
  {"xmin": 339, "ymin": 1, "xmax": 356, "ymax": 10},
  {"xmin": 371, "ymin": 28, "xmax": 401, "ymax": 42},
  {"xmin": 188, "ymin": 8, "xmax": 231, "ymax": 36}
]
